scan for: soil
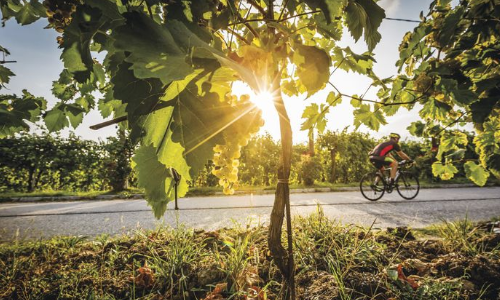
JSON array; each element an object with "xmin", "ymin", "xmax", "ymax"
[{"xmin": 1, "ymin": 221, "xmax": 500, "ymax": 300}]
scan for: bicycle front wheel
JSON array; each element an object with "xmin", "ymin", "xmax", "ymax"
[
  {"xmin": 360, "ymin": 173, "xmax": 385, "ymax": 201},
  {"xmin": 396, "ymin": 172, "xmax": 420, "ymax": 200}
]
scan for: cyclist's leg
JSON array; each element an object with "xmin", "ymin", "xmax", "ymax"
[
  {"xmin": 370, "ymin": 157, "xmax": 385, "ymax": 184},
  {"xmin": 384, "ymin": 157, "xmax": 397, "ymax": 184}
]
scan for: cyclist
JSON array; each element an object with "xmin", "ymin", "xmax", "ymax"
[{"xmin": 369, "ymin": 133, "xmax": 413, "ymax": 190}]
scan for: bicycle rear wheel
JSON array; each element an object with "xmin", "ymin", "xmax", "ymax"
[
  {"xmin": 396, "ymin": 172, "xmax": 420, "ymax": 199},
  {"xmin": 360, "ymin": 173, "xmax": 385, "ymax": 201}
]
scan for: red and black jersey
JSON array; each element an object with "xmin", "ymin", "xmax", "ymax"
[{"xmin": 369, "ymin": 140, "xmax": 401, "ymax": 157}]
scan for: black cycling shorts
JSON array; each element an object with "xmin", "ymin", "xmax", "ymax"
[{"xmin": 369, "ymin": 156, "xmax": 394, "ymax": 169}]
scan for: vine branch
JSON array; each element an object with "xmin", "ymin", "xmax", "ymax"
[
  {"xmin": 226, "ymin": 28, "xmax": 251, "ymax": 45},
  {"xmin": 246, "ymin": 0, "xmax": 267, "ymax": 16}
]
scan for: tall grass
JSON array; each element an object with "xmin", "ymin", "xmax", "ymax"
[{"xmin": 433, "ymin": 216, "xmax": 497, "ymax": 256}]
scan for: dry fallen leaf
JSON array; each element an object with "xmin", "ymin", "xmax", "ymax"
[
  {"xmin": 134, "ymin": 262, "xmax": 155, "ymax": 288},
  {"xmin": 397, "ymin": 264, "xmax": 420, "ymax": 290},
  {"xmin": 203, "ymin": 283, "xmax": 227, "ymax": 300}
]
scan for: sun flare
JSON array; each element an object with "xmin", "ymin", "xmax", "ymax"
[
  {"xmin": 252, "ymin": 90, "xmax": 275, "ymax": 111},
  {"xmin": 231, "ymin": 81, "xmax": 280, "ymax": 135},
  {"xmin": 232, "ymin": 81, "xmax": 276, "ymax": 112}
]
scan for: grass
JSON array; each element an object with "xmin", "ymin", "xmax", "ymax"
[
  {"xmin": 0, "ymin": 188, "xmax": 143, "ymax": 202},
  {"xmin": 1, "ymin": 213, "xmax": 500, "ymax": 299}
]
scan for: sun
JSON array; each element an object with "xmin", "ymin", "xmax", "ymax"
[
  {"xmin": 231, "ymin": 81, "xmax": 276, "ymax": 111},
  {"xmin": 252, "ymin": 90, "xmax": 275, "ymax": 110},
  {"xmin": 231, "ymin": 81, "xmax": 280, "ymax": 135}
]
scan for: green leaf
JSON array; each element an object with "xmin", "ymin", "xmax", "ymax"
[
  {"xmin": 419, "ymin": 98, "xmax": 452, "ymax": 121},
  {"xmin": 0, "ymin": 65, "xmax": 15, "ymax": 89},
  {"xmin": 140, "ymin": 106, "xmax": 190, "ymax": 195},
  {"xmin": 132, "ymin": 144, "xmax": 174, "ymax": 219},
  {"xmin": 293, "ymin": 44, "xmax": 331, "ymax": 96},
  {"xmin": 64, "ymin": 104, "xmax": 85, "ymax": 128},
  {"xmin": 470, "ymin": 97, "xmax": 497, "ymax": 124},
  {"xmin": 44, "ymin": 108, "xmax": 69, "ymax": 132},
  {"xmin": 301, "ymin": 103, "xmax": 328, "ymax": 133},
  {"xmin": 52, "ymin": 81, "xmax": 77, "ymax": 101},
  {"xmin": 344, "ymin": 0, "xmax": 385, "ymax": 51},
  {"xmin": 407, "ymin": 121, "xmax": 425, "ymax": 137},
  {"xmin": 314, "ymin": 13, "xmax": 343, "ymax": 40},
  {"xmin": 432, "ymin": 161, "xmax": 458, "ymax": 180},
  {"xmin": 0, "ymin": 91, "xmax": 46, "ymax": 137},
  {"xmin": 326, "ymin": 91, "xmax": 342, "ymax": 107},
  {"xmin": 303, "ymin": 0, "xmax": 346, "ymax": 24},
  {"xmin": 332, "ymin": 47, "xmax": 375, "ymax": 75},
  {"xmin": 111, "ymin": 62, "xmax": 165, "ymax": 119},
  {"xmin": 353, "ymin": 103, "xmax": 387, "ymax": 131},
  {"xmin": 350, "ymin": 95, "xmax": 362, "ymax": 108},
  {"xmin": 464, "ymin": 161, "xmax": 489, "ymax": 186},
  {"xmin": 113, "ymin": 13, "xmax": 216, "ymax": 86},
  {"xmin": 439, "ymin": 131, "xmax": 468, "ymax": 152},
  {"xmin": 14, "ymin": 0, "xmax": 44, "ymax": 25},
  {"xmin": 438, "ymin": 7, "xmax": 464, "ymax": 48},
  {"xmin": 61, "ymin": 5, "xmax": 107, "ymax": 83},
  {"xmin": 163, "ymin": 69, "xmax": 204, "ymax": 102}
]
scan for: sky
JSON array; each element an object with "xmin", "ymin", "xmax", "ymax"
[{"xmin": 0, "ymin": 0, "xmax": 434, "ymax": 144}]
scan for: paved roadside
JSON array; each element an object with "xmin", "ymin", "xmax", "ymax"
[
  {"xmin": 0, "ymin": 183, "xmax": 491, "ymax": 203},
  {"xmin": 1, "ymin": 187, "xmax": 499, "ymax": 241}
]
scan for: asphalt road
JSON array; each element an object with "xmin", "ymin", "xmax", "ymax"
[{"xmin": 1, "ymin": 187, "xmax": 499, "ymax": 241}]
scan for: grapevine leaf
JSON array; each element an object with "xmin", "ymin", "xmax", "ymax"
[
  {"xmin": 303, "ymin": 0, "xmax": 346, "ymax": 24},
  {"xmin": 407, "ymin": 121, "xmax": 425, "ymax": 137},
  {"xmin": 140, "ymin": 106, "xmax": 190, "ymax": 198},
  {"xmin": 162, "ymin": 69, "xmax": 204, "ymax": 102},
  {"xmin": 132, "ymin": 144, "xmax": 174, "ymax": 219},
  {"xmin": 64, "ymin": 104, "xmax": 85, "ymax": 128},
  {"xmin": 111, "ymin": 62, "xmax": 164, "ymax": 120},
  {"xmin": 98, "ymin": 93, "xmax": 122, "ymax": 119},
  {"xmin": 14, "ymin": 0, "xmax": 45, "ymax": 25},
  {"xmin": 61, "ymin": 5, "xmax": 107, "ymax": 83},
  {"xmin": 44, "ymin": 108, "xmax": 69, "ymax": 132},
  {"xmin": 344, "ymin": 0, "xmax": 385, "ymax": 51},
  {"xmin": 52, "ymin": 81, "xmax": 77, "ymax": 101},
  {"xmin": 326, "ymin": 91, "xmax": 342, "ymax": 107},
  {"xmin": 293, "ymin": 44, "xmax": 331, "ymax": 96},
  {"xmin": 113, "ymin": 12, "xmax": 189, "ymax": 85},
  {"xmin": 432, "ymin": 161, "xmax": 458, "ymax": 180},
  {"xmin": 0, "ymin": 91, "xmax": 46, "ymax": 137},
  {"xmin": 439, "ymin": 131, "xmax": 468, "ymax": 152},
  {"xmin": 0, "ymin": 65, "xmax": 15, "ymax": 89},
  {"xmin": 350, "ymin": 95, "xmax": 362, "ymax": 108},
  {"xmin": 314, "ymin": 13, "xmax": 343, "ymax": 40},
  {"xmin": 438, "ymin": 7, "xmax": 464, "ymax": 48},
  {"xmin": 301, "ymin": 103, "xmax": 327, "ymax": 133},
  {"xmin": 353, "ymin": 103, "xmax": 387, "ymax": 131},
  {"xmin": 470, "ymin": 97, "xmax": 497, "ymax": 124},
  {"xmin": 332, "ymin": 47, "xmax": 374, "ymax": 75},
  {"xmin": 464, "ymin": 161, "xmax": 489, "ymax": 186},
  {"xmin": 419, "ymin": 98, "xmax": 452, "ymax": 121}
]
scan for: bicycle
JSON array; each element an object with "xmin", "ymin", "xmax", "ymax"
[{"xmin": 360, "ymin": 160, "xmax": 420, "ymax": 201}]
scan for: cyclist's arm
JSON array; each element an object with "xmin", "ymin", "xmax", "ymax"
[{"xmin": 396, "ymin": 151, "xmax": 411, "ymax": 161}]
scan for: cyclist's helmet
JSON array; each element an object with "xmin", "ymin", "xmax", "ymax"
[{"xmin": 389, "ymin": 132, "xmax": 401, "ymax": 139}]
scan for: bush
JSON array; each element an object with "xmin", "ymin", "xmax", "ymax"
[{"xmin": 298, "ymin": 155, "xmax": 323, "ymax": 186}]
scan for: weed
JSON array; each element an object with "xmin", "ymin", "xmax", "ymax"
[
  {"xmin": 144, "ymin": 226, "xmax": 207, "ymax": 299},
  {"xmin": 434, "ymin": 216, "xmax": 485, "ymax": 256}
]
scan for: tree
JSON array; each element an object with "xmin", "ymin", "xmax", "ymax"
[
  {"xmin": 379, "ymin": 0, "xmax": 500, "ymax": 186},
  {"xmin": 1, "ymin": 0, "xmax": 385, "ymax": 298},
  {"xmin": 318, "ymin": 129, "xmax": 376, "ymax": 183},
  {"xmin": 239, "ymin": 133, "xmax": 280, "ymax": 186}
]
